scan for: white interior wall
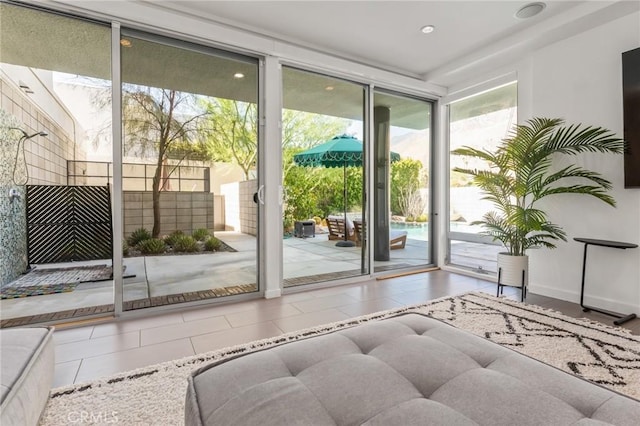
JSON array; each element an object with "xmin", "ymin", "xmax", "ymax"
[{"xmin": 519, "ymin": 12, "xmax": 640, "ymax": 313}]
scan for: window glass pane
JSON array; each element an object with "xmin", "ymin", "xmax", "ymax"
[
  {"xmin": 449, "ymin": 82, "xmax": 517, "ymax": 273},
  {"xmin": 373, "ymin": 89, "xmax": 433, "ymax": 273},
  {"xmin": 0, "ymin": 4, "xmax": 113, "ymax": 323},
  {"xmin": 120, "ymin": 31, "xmax": 259, "ymax": 310},
  {"xmin": 281, "ymin": 66, "xmax": 366, "ymax": 287}
]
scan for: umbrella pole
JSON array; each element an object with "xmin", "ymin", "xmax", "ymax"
[
  {"xmin": 336, "ymin": 162, "xmax": 355, "ymax": 247},
  {"xmin": 343, "ymin": 163, "xmax": 348, "ymax": 241}
]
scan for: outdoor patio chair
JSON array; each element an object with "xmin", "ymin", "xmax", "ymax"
[
  {"xmin": 326, "ymin": 216, "xmax": 357, "ymax": 242},
  {"xmin": 353, "ymin": 220, "xmax": 407, "ymax": 250}
]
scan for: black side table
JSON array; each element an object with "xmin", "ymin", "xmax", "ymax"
[{"xmin": 574, "ymin": 237, "xmax": 638, "ymax": 325}]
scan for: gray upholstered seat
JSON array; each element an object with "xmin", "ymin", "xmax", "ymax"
[
  {"xmin": 186, "ymin": 313, "xmax": 640, "ymax": 426},
  {"xmin": 1, "ymin": 327, "xmax": 55, "ymax": 426}
]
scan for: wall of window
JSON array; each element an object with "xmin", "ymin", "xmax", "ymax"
[{"xmin": 447, "ymin": 82, "xmax": 517, "ymax": 273}]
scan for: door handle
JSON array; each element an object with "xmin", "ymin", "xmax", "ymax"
[{"xmin": 257, "ymin": 185, "xmax": 265, "ymax": 205}]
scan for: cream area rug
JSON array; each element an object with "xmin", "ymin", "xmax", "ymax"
[{"xmin": 40, "ymin": 292, "xmax": 640, "ymax": 425}]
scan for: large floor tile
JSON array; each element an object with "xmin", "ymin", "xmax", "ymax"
[
  {"xmin": 75, "ymin": 338, "xmax": 194, "ymax": 384},
  {"xmin": 91, "ymin": 312, "xmax": 185, "ymax": 338},
  {"xmin": 55, "ymin": 331, "xmax": 140, "ymax": 363},
  {"xmin": 336, "ymin": 297, "xmax": 405, "ymax": 317},
  {"xmin": 291, "ymin": 293, "xmax": 360, "ymax": 313},
  {"xmin": 140, "ymin": 315, "xmax": 230, "ymax": 346},
  {"xmin": 53, "ymin": 326, "xmax": 94, "ymax": 345},
  {"xmin": 52, "ymin": 360, "xmax": 81, "ymax": 388},
  {"xmin": 224, "ymin": 304, "xmax": 302, "ymax": 328},
  {"xmin": 191, "ymin": 322, "xmax": 284, "ymax": 354},
  {"xmin": 273, "ymin": 309, "xmax": 351, "ymax": 333}
]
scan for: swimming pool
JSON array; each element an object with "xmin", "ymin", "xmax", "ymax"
[{"xmin": 390, "ymin": 221, "xmax": 483, "ymax": 241}]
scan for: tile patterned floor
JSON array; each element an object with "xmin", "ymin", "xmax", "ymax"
[{"xmin": 51, "ymin": 270, "xmax": 640, "ymax": 388}]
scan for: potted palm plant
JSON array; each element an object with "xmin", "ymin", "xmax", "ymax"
[{"xmin": 452, "ymin": 117, "xmax": 625, "ymax": 296}]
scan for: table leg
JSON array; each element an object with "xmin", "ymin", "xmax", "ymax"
[{"xmin": 578, "ymin": 242, "xmax": 637, "ymax": 325}]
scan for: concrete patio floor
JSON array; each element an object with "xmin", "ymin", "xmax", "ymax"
[{"xmin": 0, "ymin": 231, "xmax": 499, "ymax": 321}]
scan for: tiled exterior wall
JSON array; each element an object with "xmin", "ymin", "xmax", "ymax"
[
  {"xmin": 0, "ymin": 77, "xmax": 83, "ymax": 186},
  {"xmin": 0, "ymin": 110, "xmax": 27, "ymax": 286},
  {"xmin": 122, "ymin": 191, "xmax": 217, "ymax": 238},
  {"xmin": 1, "ymin": 78, "xmax": 83, "ymax": 285}
]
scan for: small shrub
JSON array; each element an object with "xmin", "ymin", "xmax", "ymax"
[
  {"xmin": 173, "ymin": 235, "xmax": 199, "ymax": 253},
  {"xmin": 127, "ymin": 228, "xmax": 151, "ymax": 246},
  {"xmin": 416, "ymin": 214, "xmax": 428, "ymax": 223},
  {"xmin": 204, "ymin": 236, "xmax": 222, "ymax": 252},
  {"xmin": 163, "ymin": 230, "xmax": 184, "ymax": 247},
  {"xmin": 138, "ymin": 238, "xmax": 166, "ymax": 255},
  {"xmin": 192, "ymin": 228, "xmax": 209, "ymax": 241},
  {"xmin": 313, "ymin": 216, "xmax": 322, "ymax": 225},
  {"xmin": 122, "ymin": 241, "xmax": 129, "ymax": 256},
  {"xmin": 405, "ymin": 216, "xmax": 415, "ymax": 222}
]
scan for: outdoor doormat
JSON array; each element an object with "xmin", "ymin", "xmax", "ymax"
[{"xmin": 0, "ymin": 265, "xmax": 117, "ymax": 299}]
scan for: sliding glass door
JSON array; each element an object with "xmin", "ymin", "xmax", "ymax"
[
  {"xmin": 448, "ymin": 82, "xmax": 517, "ymax": 273},
  {"xmin": 119, "ymin": 30, "xmax": 261, "ymax": 311},
  {"xmin": 0, "ymin": 3, "xmax": 114, "ymax": 325},
  {"xmin": 281, "ymin": 67, "xmax": 368, "ymax": 287},
  {"xmin": 372, "ymin": 89, "xmax": 434, "ymax": 273}
]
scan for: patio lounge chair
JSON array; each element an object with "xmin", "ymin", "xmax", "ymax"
[
  {"xmin": 353, "ymin": 220, "xmax": 407, "ymax": 250},
  {"xmin": 326, "ymin": 216, "xmax": 357, "ymax": 242}
]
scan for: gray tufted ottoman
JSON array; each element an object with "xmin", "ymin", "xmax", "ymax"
[
  {"xmin": 1, "ymin": 327, "xmax": 55, "ymax": 426},
  {"xmin": 186, "ymin": 313, "xmax": 640, "ymax": 425}
]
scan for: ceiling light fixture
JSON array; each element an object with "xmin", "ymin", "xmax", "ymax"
[
  {"xmin": 515, "ymin": 2, "xmax": 546, "ymax": 19},
  {"xmin": 325, "ymin": 86, "xmax": 334, "ymax": 91},
  {"xmin": 233, "ymin": 72, "xmax": 245, "ymax": 79},
  {"xmin": 120, "ymin": 39, "xmax": 132, "ymax": 47},
  {"xmin": 420, "ymin": 25, "xmax": 435, "ymax": 34}
]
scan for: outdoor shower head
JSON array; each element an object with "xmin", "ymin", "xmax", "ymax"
[{"xmin": 9, "ymin": 127, "xmax": 47, "ymax": 140}]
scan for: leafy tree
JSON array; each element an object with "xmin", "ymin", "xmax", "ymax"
[
  {"xmin": 201, "ymin": 99, "xmax": 258, "ymax": 180},
  {"xmin": 122, "ymin": 86, "xmax": 211, "ymax": 237},
  {"xmin": 390, "ymin": 159, "xmax": 426, "ymax": 217}
]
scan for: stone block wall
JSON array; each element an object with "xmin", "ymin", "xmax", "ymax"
[{"xmin": 123, "ymin": 191, "xmax": 215, "ymax": 238}]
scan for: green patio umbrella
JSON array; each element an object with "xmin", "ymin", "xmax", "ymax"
[{"xmin": 293, "ymin": 134, "xmax": 400, "ymax": 246}]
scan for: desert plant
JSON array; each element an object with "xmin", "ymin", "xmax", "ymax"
[
  {"xmin": 122, "ymin": 241, "xmax": 129, "ymax": 256},
  {"xmin": 127, "ymin": 228, "xmax": 151, "ymax": 247},
  {"xmin": 204, "ymin": 236, "xmax": 222, "ymax": 251},
  {"xmin": 192, "ymin": 228, "xmax": 209, "ymax": 241},
  {"xmin": 452, "ymin": 117, "xmax": 624, "ymax": 256},
  {"xmin": 163, "ymin": 230, "xmax": 184, "ymax": 247},
  {"xmin": 137, "ymin": 238, "xmax": 166, "ymax": 255},
  {"xmin": 173, "ymin": 235, "xmax": 199, "ymax": 253},
  {"xmin": 416, "ymin": 214, "xmax": 428, "ymax": 223}
]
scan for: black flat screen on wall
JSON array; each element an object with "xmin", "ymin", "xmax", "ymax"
[{"xmin": 623, "ymin": 47, "xmax": 640, "ymax": 188}]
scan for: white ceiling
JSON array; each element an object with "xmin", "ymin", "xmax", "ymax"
[{"xmin": 156, "ymin": 1, "xmax": 637, "ymax": 87}]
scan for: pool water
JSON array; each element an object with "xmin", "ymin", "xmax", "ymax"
[
  {"xmin": 390, "ymin": 221, "xmax": 482, "ymax": 241},
  {"xmin": 391, "ymin": 222, "xmax": 429, "ymax": 241}
]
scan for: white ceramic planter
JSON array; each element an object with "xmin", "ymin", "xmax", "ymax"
[{"xmin": 497, "ymin": 253, "xmax": 528, "ymax": 288}]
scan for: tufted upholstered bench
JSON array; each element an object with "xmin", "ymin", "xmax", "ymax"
[
  {"xmin": 185, "ymin": 313, "xmax": 640, "ymax": 426},
  {"xmin": 1, "ymin": 326, "xmax": 55, "ymax": 426}
]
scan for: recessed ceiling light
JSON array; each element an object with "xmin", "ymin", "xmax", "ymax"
[
  {"xmin": 515, "ymin": 2, "xmax": 546, "ymax": 19},
  {"xmin": 420, "ymin": 25, "xmax": 435, "ymax": 34},
  {"xmin": 325, "ymin": 86, "xmax": 334, "ymax": 91},
  {"xmin": 233, "ymin": 72, "xmax": 245, "ymax": 79},
  {"xmin": 120, "ymin": 39, "xmax": 132, "ymax": 47}
]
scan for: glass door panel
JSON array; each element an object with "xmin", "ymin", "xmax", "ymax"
[
  {"xmin": 372, "ymin": 90, "xmax": 434, "ymax": 273},
  {"xmin": 281, "ymin": 67, "xmax": 367, "ymax": 287},
  {"xmin": 120, "ymin": 31, "xmax": 260, "ymax": 310},
  {"xmin": 0, "ymin": 4, "xmax": 114, "ymax": 325},
  {"xmin": 448, "ymin": 82, "xmax": 517, "ymax": 273}
]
